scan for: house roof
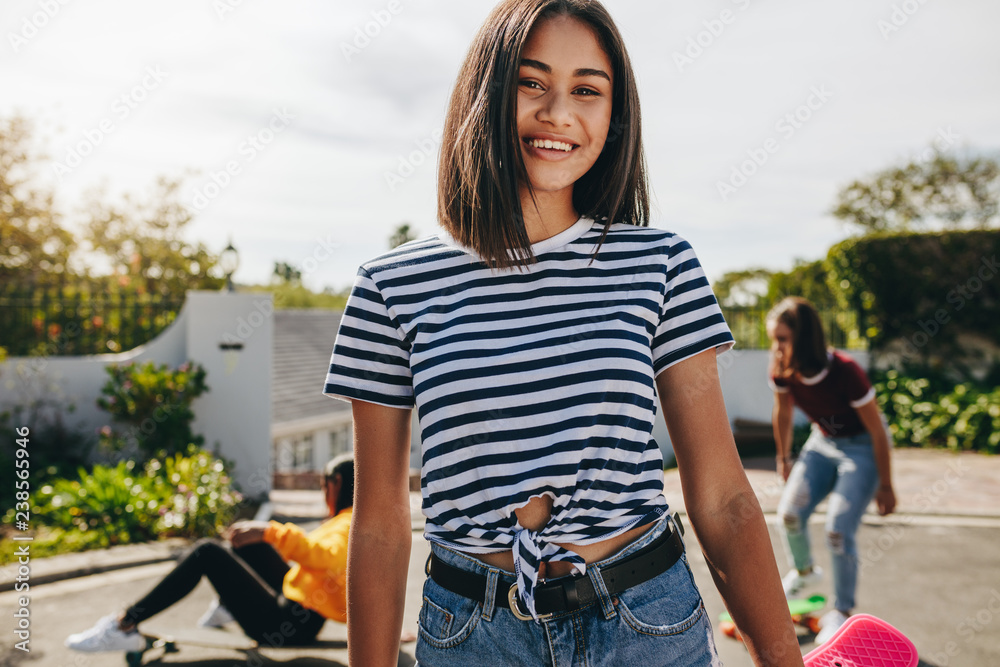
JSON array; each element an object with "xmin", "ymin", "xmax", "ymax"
[{"xmin": 273, "ymin": 309, "xmax": 351, "ymax": 425}]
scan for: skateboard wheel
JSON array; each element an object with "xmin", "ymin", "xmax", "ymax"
[
  {"xmin": 805, "ymin": 616, "xmax": 822, "ymax": 634},
  {"xmin": 720, "ymin": 621, "xmax": 743, "ymax": 641}
]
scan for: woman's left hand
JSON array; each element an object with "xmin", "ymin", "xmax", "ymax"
[
  {"xmin": 875, "ymin": 485, "xmax": 896, "ymax": 516},
  {"xmin": 226, "ymin": 520, "xmax": 269, "ymax": 547}
]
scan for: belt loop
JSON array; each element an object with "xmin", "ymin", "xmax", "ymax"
[
  {"xmin": 671, "ymin": 511, "xmax": 685, "ymax": 538},
  {"xmin": 587, "ymin": 565, "xmax": 617, "ymax": 620},
  {"xmin": 482, "ymin": 568, "xmax": 498, "ymax": 621}
]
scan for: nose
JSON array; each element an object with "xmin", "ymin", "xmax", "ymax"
[{"xmin": 537, "ymin": 89, "xmax": 572, "ymax": 127}]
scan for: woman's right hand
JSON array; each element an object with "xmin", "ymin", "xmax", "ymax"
[{"xmin": 777, "ymin": 456, "xmax": 794, "ymax": 482}]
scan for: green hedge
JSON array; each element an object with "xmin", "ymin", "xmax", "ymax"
[
  {"xmin": 1, "ymin": 446, "xmax": 243, "ymax": 563},
  {"xmin": 826, "ymin": 229, "xmax": 1000, "ymax": 356},
  {"xmin": 873, "ymin": 369, "xmax": 1000, "ymax": 454}
]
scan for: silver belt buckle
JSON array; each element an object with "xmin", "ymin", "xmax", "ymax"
[{"xmin": 507, "ymin": 583, "xmax": 552, "ymax": 622}]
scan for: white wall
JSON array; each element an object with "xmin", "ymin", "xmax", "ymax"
[
  {"xmin": 0, "ymin": 301, "xmax": 189, "ymax": 433},
  {"xmin": 0, "ymin": 291, "xmax": 273, "ymax": 498},
  {"xmin": 652, "ymin": 348, "xmax": 871, "ymax": 461},
  {"xmin": 185, "ymin": 291, "xmax": 273, "ymax": 499}
]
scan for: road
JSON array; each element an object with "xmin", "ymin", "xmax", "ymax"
[{"xmin": 2, "ymin": 517, "xmax": 998, "ymax": 666}]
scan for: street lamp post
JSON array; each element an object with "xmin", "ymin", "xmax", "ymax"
[{"xmin": 220, "ymin": 238, "xmax": 240, "ymax": 292}]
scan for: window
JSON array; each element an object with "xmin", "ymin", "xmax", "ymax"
[
  {"xmin": 329, "ymin": 423, "xmax": 353, "ymax": 458},
  {"xmin": 294, "ymin": 434, "xmax": 314, "ymax": 471},
  {"xmin": 274, "ymin": 438, "xmax": 294, "ymax": 473}
]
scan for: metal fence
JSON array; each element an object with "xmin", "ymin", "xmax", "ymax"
[
  {"xmin": 720, "ymin": 306, "xmax": 866, "ymax": 351},
  {"xmin": 0, "ymin": 286, "xmax": 865, "ymax": 358},
  {"xmin": 0, "ymin": 284, "xmax": 186, "ymax": 357}
]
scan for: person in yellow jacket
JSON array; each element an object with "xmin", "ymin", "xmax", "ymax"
[{"xmin": 65, "ymin": 455, "xmax": 354, "ymax": 653}]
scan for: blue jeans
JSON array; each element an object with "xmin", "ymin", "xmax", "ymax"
[
  {"xmin": 777, "ymin": 424, "xmax": 881, "ymax": 613},
  {"xmin": 415, "ymin": 513, "xmax": 721, "ymax": 666}
]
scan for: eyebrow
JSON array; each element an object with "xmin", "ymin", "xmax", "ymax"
[{"xmin": 519, "ymin": 58, "xmax": 611, "ymax": 83}]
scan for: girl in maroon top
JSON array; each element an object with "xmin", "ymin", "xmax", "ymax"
[{"xmin": 766, "ymin": 297, "xmax": 897, "ymax": 645}]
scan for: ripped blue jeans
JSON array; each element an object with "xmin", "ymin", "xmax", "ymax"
[{"xmin": 777, "ymin": 423, "xmax": 881, "ymax": 613}]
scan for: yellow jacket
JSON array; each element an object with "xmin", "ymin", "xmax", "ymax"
[{"xmin": 263, "ymin": 507, "xmax": 351, "ymax": 623}]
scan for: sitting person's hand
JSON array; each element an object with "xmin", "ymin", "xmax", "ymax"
[{"xmin": 226, "ymin": 520, "xmax": 270, "ymax": 548}]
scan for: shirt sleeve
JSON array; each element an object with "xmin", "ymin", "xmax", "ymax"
[
  {"xmin": 841, "ymin": 355, "xmax": 875, "ymax": 408},
  {"xmin": 323, "ymin": 265, "xmax": 415, "ymax": 408},
  {"xmin": 650, "ymin": 235, "xmax": 735, "ymax": 378},
  {"xmin": 263, "ymin": 515, "xmax": 349, "ymax": 572}
]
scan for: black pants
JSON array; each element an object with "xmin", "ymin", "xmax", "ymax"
[{"xmin": 124, "ymin": 539, "xmax": 326, "ymax": 646}]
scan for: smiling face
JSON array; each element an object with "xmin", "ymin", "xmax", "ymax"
[
  {"xmin": 516, "ymin": 14, "xmax": 614, "ymax": 198},
  {"xmin": 766, "ymin": 319, "xmax": 794, "ymax": 373}
]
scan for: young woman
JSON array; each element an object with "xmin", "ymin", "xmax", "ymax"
[
  {"xmin": 766, "ymin": 297, "xmax": 897, "ymax": 644},
  {"xmin": 64, "ymin": 456, "xmax": 355, "ymax": 653},
  {"xmin": 325, "ymin": 1, "xmax": 802, "ymax": 664}
]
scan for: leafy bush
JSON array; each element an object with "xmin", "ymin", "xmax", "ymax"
[
  {"xmin": 873, "ymin": 369, "xmax": 1000, "ymax": 454},
  {"xmin": 826, "ymin": 229, "xmax": 1000, "ymax": 357},
  {"xmin": 0, "ymin": 361, "xmax": 94, "ymax": 509},
  {"xmin": 7, "ymin": 446, "xmax": 243, "ymax": 559},
  {"xmin": 144, "ymin": 446, "xmax": 243, "ymax": 537},
  {"xmin": 29, "ymin": 460, "xmax": 161, "ymax": 545},
  {"xmin": 97, "ymin": 360, "xmax": 208, "ymax": 460}
]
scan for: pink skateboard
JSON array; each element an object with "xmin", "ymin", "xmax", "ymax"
[{"xmin": 803, "ymin": 614, "xmax": 918, "ymax": 667}]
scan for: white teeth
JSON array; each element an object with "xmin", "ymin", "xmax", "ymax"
[{"xmin": 529, "ymin": 138, "xmax": 574, "ymax": 152}]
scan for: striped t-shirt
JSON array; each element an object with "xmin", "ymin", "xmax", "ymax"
[{"xmin": 323, "ymin": 215, "xmax": 735, "ymax": 618}]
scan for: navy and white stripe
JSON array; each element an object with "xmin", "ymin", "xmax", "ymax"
[{"xmin": 324, "ymin": 216, "xmax": 734, "ymax": 619}]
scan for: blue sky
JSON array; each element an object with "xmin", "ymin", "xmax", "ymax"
[{"xmin": 3, "ymin": 0, "xmax": 999, "ymax": 292}]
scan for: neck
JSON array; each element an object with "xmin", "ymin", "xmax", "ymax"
[{"xmin": 519, "ymin": 184, "xmax": 579, "ymax": 245}]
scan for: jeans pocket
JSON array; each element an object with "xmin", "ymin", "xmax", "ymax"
[
  {"xmin": 417, "ymin": 577, "xmax": 482, "ymax": 649},
  {"xmin": 615, "ymin": 555, "xmax": 706, "ymax": 636}
]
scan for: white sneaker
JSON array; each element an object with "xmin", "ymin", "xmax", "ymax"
[
  {"xmin": 65, "ymin": 614, "xmax": 145, "ymax": 653},
  {"xmin": 815, "ymin": 609, "xmax": 850, "ymax": 644},
  {"xmin": 197, "ymin": 598, "xmax": 235, "ymax": 628},
  {"xmin": 781, "ymin": 566, "xmax": 823, "ymax": 598}
]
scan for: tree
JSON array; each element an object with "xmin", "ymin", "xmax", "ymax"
[
  {"xmin": 82, "ymin": 176, "xmax": 224, "ymax": 295},
  {"xmin": 713, "ymin": 268, "xmax": 773, "ymax": 307},
  {"xmin": 389, "ymin": 223, "xmax": 417, "ymax": 249},
  {"xmin": 272, "ymin": 261, "xmax": 302, "ymax": 284},
  {"xmin": 832, "ymin": 152, "xmax": 999, "ymax": 232},
  {"xmin": 765, "ymin": 259, "xmax": 838, "ymax": 311},
  {"xmin": 0, "ymin": 116, "xmax": 76, "ymax": 288},
  {"xmin": 1, "ymin": 114, "xmax": 225, "ymax": 296}
]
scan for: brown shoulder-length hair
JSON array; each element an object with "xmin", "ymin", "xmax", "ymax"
[
  {"xmin": 437, "ymin": 0, "xmax": 650, "ymax": 271},
  {"xmin": 766, "ymin": 297, "xmax": 829, "ymax": 379}
]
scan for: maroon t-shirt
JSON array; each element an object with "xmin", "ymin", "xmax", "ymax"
[{"xmin": 769, "ymin": 350, "xmax": 875, "ymax": 437}]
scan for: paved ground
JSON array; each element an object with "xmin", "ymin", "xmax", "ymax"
[{"xmin": 2, "ymin": 448, "xmax": 998, "ymax": 666}]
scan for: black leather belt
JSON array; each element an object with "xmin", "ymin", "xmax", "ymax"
[{"xmin": 427, "ymin": 513, "xmax": 686, "ymax": 621}]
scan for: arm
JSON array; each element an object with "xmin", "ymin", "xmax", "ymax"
[
  {"xmin": 348, "ymin": 399, "xmax": 412, "ymax": 667},
  {"xmin": 854, "ymin": 398, "xmax": 896, "ymax": 516},
  {"xmin": 657, "ymin": 348, "xmax": 803, "ymax": 666},
  {"xmin": 263, "ymin": 519, "xmax": 349, "ymax": 571},
  {"xmin": 226, "ymin": 520, "xmax": 269, "ymax": 548},
  {"xmin": 771, "ymin": 390, "xmax": 795, "ymax": 482}
]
